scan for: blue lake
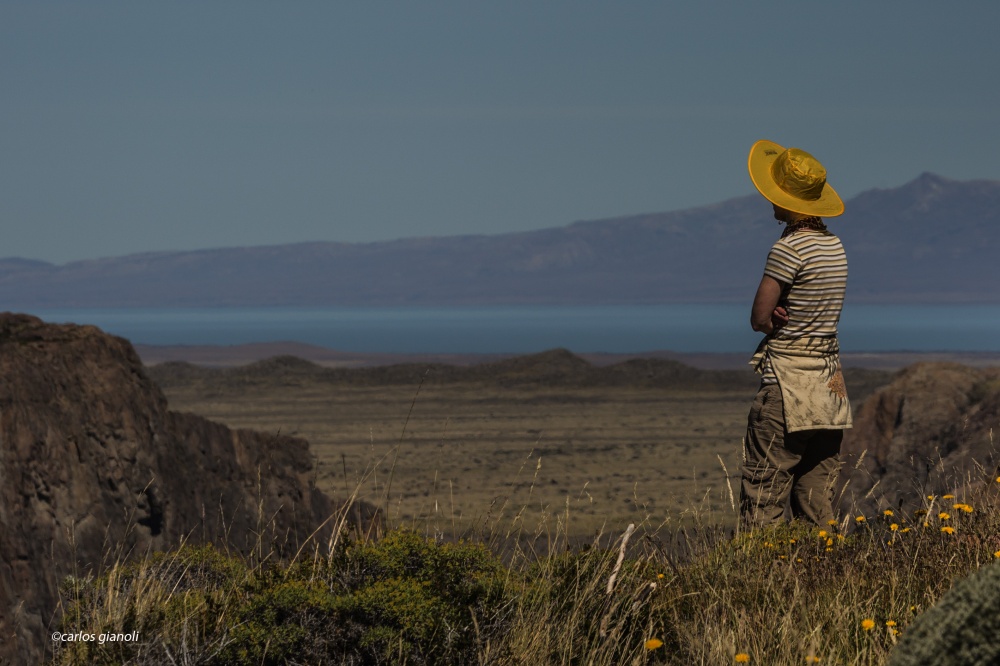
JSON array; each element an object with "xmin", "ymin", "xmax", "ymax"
[{"xmin": 28, "ymin": 304, "xmax": 1000, "ymax": 354}]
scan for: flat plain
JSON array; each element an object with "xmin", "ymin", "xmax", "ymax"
[{"xmin": 148, "ymin": 351, "xmax": 893, "ymax": 540}]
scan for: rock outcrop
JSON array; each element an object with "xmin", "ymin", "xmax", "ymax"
[
  {"xmin": 0, "ymin": 314, "xmax": 338, "ymax": 664},
  {"xmin": 839, "ymin": 362, "xmax": 1000, "ymax": 516}
]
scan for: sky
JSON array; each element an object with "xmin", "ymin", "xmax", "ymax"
[{"xmin": 2, "ymin": 1, "xmax": 999, "ymax": 264}]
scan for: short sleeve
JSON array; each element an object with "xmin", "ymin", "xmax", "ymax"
[{"xmin": 763, "ymin": 239, "xmax": 801, "ymax": 285}]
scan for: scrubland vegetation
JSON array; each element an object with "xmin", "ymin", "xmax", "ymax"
[
  {"xmin": 52, "ymin": 463, "xmax": 1000, "ymax": 665},
  {"xmin": 51, "ymin": 360, "xmax": 996, "ymax": 664}
]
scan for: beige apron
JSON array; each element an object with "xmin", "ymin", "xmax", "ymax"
[{"xmin": 750, "ymin": 336, "xmax": 852, "ymax": 433}]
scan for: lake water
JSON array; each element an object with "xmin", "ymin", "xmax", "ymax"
[{"xmin": 29, "ymin": 304, "xmax": 1000, "ymax": 354}]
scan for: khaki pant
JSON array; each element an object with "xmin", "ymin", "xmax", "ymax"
[{"xmin": 740, "ymin": 384, "xmax": 842, "ymax": 526}]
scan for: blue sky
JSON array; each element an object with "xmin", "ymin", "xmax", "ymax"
[{"xmin": 3, "ymin": 1, "xmax": 998, "ymax": 264}]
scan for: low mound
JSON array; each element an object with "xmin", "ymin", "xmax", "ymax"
[
  {"xmin": 148, "ymin": 347, "xmax": 764, "ymax": 391},
  {"xmin": 147, "ymin": 347, "xmax": 894, "ymax": 403}
]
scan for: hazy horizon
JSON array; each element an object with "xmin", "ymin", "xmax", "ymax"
[
  {"xmin": 1, "ymin": 169, "xmax": 984, "ymax": 267},
  {"xmin": 3, "ymin": 2, "xmax": 999, "ymax": 263},
  {"xmin": 27, "ymin": 304, "xmax": 1000, "ymax": 355}
]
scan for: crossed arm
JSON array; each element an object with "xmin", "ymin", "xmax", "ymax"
[{"xmin": 750, "ymin": 275, "xmax": 788, "ymax": 335}]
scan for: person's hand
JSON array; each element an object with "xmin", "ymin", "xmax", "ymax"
[{"xmin": 770, "ymin": 306, "xmax": 788, "ymax": 331}]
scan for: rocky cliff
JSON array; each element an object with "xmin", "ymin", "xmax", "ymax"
[
  {"xmin": 0, "ymin": 314, "xmax": 339, "ymax": 664},
  {"xmin": 840, "ymin": 363, "xmax": 1000, "ymax": 516}
]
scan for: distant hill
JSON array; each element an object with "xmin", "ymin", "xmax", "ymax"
[{"xmin": 1, "ymin": 172, "xmax": 997, "ymax": 307}]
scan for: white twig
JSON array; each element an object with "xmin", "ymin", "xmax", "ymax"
[{"xmin": 606, "ymin": 523, "xmax": 635, "ymax": 595}]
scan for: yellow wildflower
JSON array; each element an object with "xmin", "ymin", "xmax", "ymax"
[
  {"xmin": 890, "ymin": 523, "xmax": 899, "ymax": 531},
  {"xmin": 914, "ymin": 509, "xmax": 927, "ymax": 516},
  {"xmin": 891, "ymin": 628, "xmax": 900, "ymax": 637},
  {"xmin": 855, "ymin": 515, "xmax": 866, "ymax": 523},
  {"xmin": 939, "ymin": 512, "xmax": 950, "ymax": 521},
  {"xmin": 861, "ymin": 618, "xmax": 875, "ymax": 631},
  {"xmin": 805, "ymin": 657, "xmax": 821, "ymax": 664},
  {"xmin": 735, "ymin": 653, "xmax": 750, "ymax": 663},
  {"xmin": 657, "ymin": 573, "xmax": 665, "ymax": 579},
  {"xmin": 883, "ymin": 509, "xmax": 894, "ymax": 517},
  {"xmin": 995, "ymin": 476, "xmax": 1000, "ymax": 483},
  {"xmin": 941, "ymin": 526, "xmax": 955, "ymax": 535},
  {"xmin": 954, "ymin": 503, "xmax": 973, "ymax": 513},
  {"xmin": 943, "ymin": 494, "xmax": 955, "ymax": 499},
  {"xmin": 645, "ymin": 638, "xmax": 664, "ymax": 651},
  {"xmin": 826, "ymin": 538, "xmax": 834, "ymax": 547},
  {"xmin": 886, "ymin": 620, "xmax": 897, "ymax": 627},
  {"xmin": 818, "ymin": 530, "xmax": 828, "ymax": 538},
  {"xmin": 827, "ymin": 519, "xmax": 838, "ymax": 526},
  {"xmin": 927, "ymin": 495, "xmax": 936, "ymax": 500},
  {"xmin": 825, "ymin": 547, "xmax": 833, "ymax": 552},
  {"xmin": 993, "ymin": 550, "xmax": 1000, "ymax": 558},
  {"xmin": 902, "ymin": 527, "xmax": 912, "ymax": 533}
]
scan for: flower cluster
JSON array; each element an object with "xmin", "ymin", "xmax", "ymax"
[{"xmin": 861, "ymin": 617, "xmax": 901, "ymax": 637}]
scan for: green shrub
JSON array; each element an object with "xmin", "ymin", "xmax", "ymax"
[{"xmin": 56, "ymin": 531, "xmax": 512, "ymax": 665}]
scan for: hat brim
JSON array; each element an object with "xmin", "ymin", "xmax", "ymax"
[{"xmin": 748, "ymin": 140, "xmax": 845, "ymax": 217}]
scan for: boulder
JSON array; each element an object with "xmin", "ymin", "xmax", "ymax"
[
  {"xmin": 0, "ymin": 314, "xmax": 341, "ymax": 664},
  {"xmin": 888, "ymin": 561, "xmax": 1000, "ymax": 666}
]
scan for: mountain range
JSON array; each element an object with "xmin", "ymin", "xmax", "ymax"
[{"xmin": 2, "ymin": 172, "xmax": 998, "ymax": 308}]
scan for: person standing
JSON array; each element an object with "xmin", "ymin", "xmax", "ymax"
[{"xmin": 740, "ymin": 140, "xmax": 852, "ymax": 526}]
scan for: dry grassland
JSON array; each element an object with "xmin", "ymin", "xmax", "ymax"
[
  {"xmin": 150, "ymin": 354, "xmax": 890, "ymax": 540},
  {"xmin": 156, "ymin": 383, "xmax": 744, "ymax": 539}
]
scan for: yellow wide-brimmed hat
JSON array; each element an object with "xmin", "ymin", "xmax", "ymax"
[{"xmin": 747, "ymin": 140, "xmax": 844, "ymax": 217}]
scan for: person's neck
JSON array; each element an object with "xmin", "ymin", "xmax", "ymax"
[{"xmin": 781, "ymin": 216, "xmax": 826, "ymax": 237}]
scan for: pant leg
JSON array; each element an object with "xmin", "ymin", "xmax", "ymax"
[
  {"xmin": 788, "ymin": 429, "xmax": 843, "ymax": 525},
  {"xmin": 740, "ymin": 384, "xmax": 801, "ymax": 526}
]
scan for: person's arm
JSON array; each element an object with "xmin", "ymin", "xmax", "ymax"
[{"xmin": 750, "ymin": 275, "xmax": 788, "ymax": 334}]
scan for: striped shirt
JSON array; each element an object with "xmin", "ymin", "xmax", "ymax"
[{"xmin": 759, "ymin": 229, "xmax": 847, "ymax": 383}]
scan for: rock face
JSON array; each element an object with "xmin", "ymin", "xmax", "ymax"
[
  {"xmin": 839, "ymin": 362, "xmax": 1000, "ymax": 516},
  {"xmin": 0, "ymin": 314, "xmax": 337, "ymax": 664}
]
